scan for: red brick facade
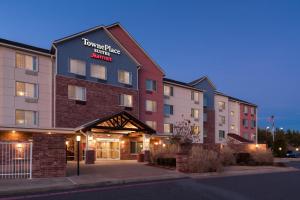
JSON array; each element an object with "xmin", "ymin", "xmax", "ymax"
[
  {"xmin": 55, "ymin": 75, "xmax": 139, "ymax": 128},
  {"xmin": 240, "ymin": 104, "xmax": 257, "ymax": 141},
  {"xmin": 107, "ymin": 25, "xmax": 165, "ymax": 133}
]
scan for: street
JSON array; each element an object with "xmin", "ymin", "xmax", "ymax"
[{"xmin": 5, "ymin": 163, "xmax": 300, "ymax": 200}]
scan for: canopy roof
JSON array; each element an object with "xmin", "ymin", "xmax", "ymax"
[{"xmin": 75, "ymin": 111, "xmax": 156, "ymax": 134}]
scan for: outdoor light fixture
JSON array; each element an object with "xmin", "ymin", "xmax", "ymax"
[
  {"xmin": 121, "ymin": 140, "xmax": 125, "ymax": 144},
  {"xmin": 255, "ymin": 144, "xmax": 259, "ymax": 148},
  {"xmin": 16, "ymin": 143, "xmax": 22, "ymax": 149},
  {"xmin": 76, "ymin": 135, "xmax": 81, "ymax": 142},
  {"xmin": 76, "ymin": 135, "xmax": 81, "ymax": 176},
  {"xmin": 12, "ymin": 130, "xmax": 16, "ymax": 134},
  {"xmin": 65, "ymin": 141, "xmax": 69, "ymax": 146},
  {"xmin": 278, "ymin": 147, "xmax": 282, "ymax": 151},
  {"xmin": 154, "ymin": 142, "xmax": 159, "ymax": 145},
  {"xmin": 296, "ymin": 148, "xmax": 299, "ymax": 151},
  {"xmin": 162, "ymin": 143, "xmax": 166, "ymax": 148},
  {"xmin": 107, "ymin": 134, "xmax": 111, "ymax": 137},
  {"xmin": 48, "ymin": 132, "xmax": 52, "ymax": 135}
]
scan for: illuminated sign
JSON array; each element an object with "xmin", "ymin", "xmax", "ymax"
[{"xmin": 82, "ymin": 38, "xmax": 121, "ymax": 62}]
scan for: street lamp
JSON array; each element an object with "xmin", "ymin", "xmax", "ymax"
[{"xmin": 76, "ymin": 135, "xmax": 81, "ymax": 176}]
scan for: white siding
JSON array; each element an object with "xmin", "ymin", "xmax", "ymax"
[
  {"xmin": 0, "ymin": 47, "xmax": 52, "ymax": 128},
  {"xmin": 228, "ymin": 100, "xmax": 240, "ymax": 135},
  {"xmin": 163, "ymin": 83, "xmax": 204, "ymax": 143},
  {"xmin": 214, "ymin": 94, "xmax": 229, "ymax": 143}
]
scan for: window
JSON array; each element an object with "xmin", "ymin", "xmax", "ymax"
[
  {"xmin": 191, "ymin": 108, "xmax": 200, "ymax": 119},
  {"xmin": 192, "ymin": 125, "xmax": 200, "ymax": 135},
  {"xmin": 130, "ymin": 141, "xmax": 143, "ymax": 154},
  {"xmin": 70, "ymin": 59, "xmax": 86, "ymax": 76},
  {"xmin": 251, "ymin": 107, "xmax": 255, "ymax": 115},
  {"xmin": 90, "ymin": 64, "xmax": 106, "ymax": 80},
  {"xmin": 16, "ymin": 82, "xmax": 38, "ymax": 98},
  {"xmin": 119, "ymin": 94, "xmax": 133, "ymax": 107},
  {"xmin": 164, "ymin": 104, "xmax": 173, "ymax": 115},
  {"xmin": 15, "ymin": 53, "xmax": 37, "ymax": 71},
  {"xmin": 231, "ymin": 124, "xmax": 235, "ymax": 130},
  {"xmin": 203, "ymin": 112, "xmax": 208, "ymax": 122},
  {"xmin": 146, "ymin": 100, "xmax": 157, "ymax": 112},
  {"xmin": 218, "ymin": 101, "xmax": 225, "ymax": 110},
  {"xmin": 203, "ymin": 129, "xmax": 208, "ymax": 138},
  {"xmin": 219, "ymin": 130, "xmax": 225, "ymax": 140},
  {"xmin": 230, "ymin": 111, "xmax": 235, "ymax": 116},
  {"xmin": 251, "ymin": 120, "xmax": 256, "ymax": 128},
  {"xmin": 243, "ymin": 119, "xmax": 248, "ymax": 128},
  {"xmin": 146, "ymin": 121, "xmax": 157, "ymax": 130},
  {"xmin": 118, "ymin": 70, "xmax": 132, "ymax": 85},
  {"xmin": 164, "ymin": 123, "xmax": 173, "ymax": 133},
  {"xmin": 191, "ymin": 91, "xmax": 200, "ymax": 102},
  {"xmin": 146, "ymin": 80, "xmax": 157, "ymax": 92},
  {"xmin": 243, "ymin": 133, "xmax": 249, "ymax": 140},
  {"xmin": 68, "ymin": 85, "xmax": 86, "ymax": 101},
  {"xmin": 244, "ymin": 106, "xmax": 248, "ymax": 114},
  {"xmin": 164, "ymin": 85, "xmax": 173, "ymax": 97},
  {"xmin": 15, "ymin": 110, "xmax": 37, "ymax": 126},
  {"xmin": 219, "ymin": 115, "xmax": 225, "ymax": 124}
]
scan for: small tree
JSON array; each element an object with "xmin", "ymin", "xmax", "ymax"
[{"xmin": 273, "ymin": 132, "xmax": 287, "ymax": 157}]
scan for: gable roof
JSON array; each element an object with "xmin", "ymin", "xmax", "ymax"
[
  {"xmin": 163, "ymin": 78, "xmax": 204, "ymax": 92},
  {"xmin": 106, "ymin": 22, "xmax": 165, "ymax": 75},
  {"xmin": 215, "ymin": 91, "xmax": 257, "ymax": 107},
  {"xmin": 0, "ymin": 38, "xmax": 51, "ymax": 56},
  {"xmin": 188, "ymin": 76, "xmax": 217, "ymax": 90},
  {"xmin": 51, "ymin": 25, "xmax": 141, "ymax": 66}
]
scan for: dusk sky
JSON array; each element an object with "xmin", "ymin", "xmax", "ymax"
[{"xmin": 1, "ymin": 0, "xmax": 299, "ymax": 130}]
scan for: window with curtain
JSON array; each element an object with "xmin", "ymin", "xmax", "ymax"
[
  {"xmin": 146, "ymin": 79, "xmax": 157, "ymax": 91},
  {"xmin": 164, "ymin": 104, "xmax": 173, "ymax": 115},
  {"xmin": 90, "ymin": 64, "xmax": 106, "ymax": 80},
  {"xmin": 191, "ymin": 91, "xmax": 200, "ymax": 102},
  {"xmin": 16, "ymin": 53, "xmax": 37, "ymax": 71},
  {"xmin": 119, "ymin": 94, "xmax": 133, "ymax": 107},
  {"xmin": 68, "ymin": 85, "xmax": 86, "ymax": 101},
  {"xmin": 70, "ymin": 59, "xmax": 86, "ymax": 76},
  {"xmin": 130, "ymin": 141, "xmax": 143, "ymax": 154},
  {"xmin": 146, "ymin": 100, "xmax": 157, "ymax": 112},
  {"xmin": 164, "ymin": 123, "xmax": 173, "ymax": 133},
  {"xmin": 15, "ymin": 110, "xmax": 38, "ymax": 126},
  {"xmin": 118, "ymin": 70, "xmax": 132, "ymax": 85},
  {"xmin": 191, "ymin": 108, "xmax": 200, "ymax": 119},
  {"xmin": 16, "ymin": 82, "xmax": 38, "ymax": 98}
]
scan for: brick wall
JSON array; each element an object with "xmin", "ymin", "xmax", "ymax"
[
  {"xmin": 0, "ymin": 132, "xmax": 31, "ymax": 141},
  {"xmin": 55, "ymin": 75, "xmax": 139, "ymax": 128},
  {"xmin": 32, "ymin": 133, "xmax": 66, "ymax": 178},
  {"xmin": 120, "ymin": 136, "xmax": 143, "ymax": 160}
]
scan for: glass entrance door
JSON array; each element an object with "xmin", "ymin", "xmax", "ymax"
[{"xmin": 96, "ymin": 139, "xmax": 120, "ymax": 160}]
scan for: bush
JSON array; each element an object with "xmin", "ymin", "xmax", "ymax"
[
  {"xmin": 149, "ymin": 143, "xmax": 178, "ymax": 164},
  {"xmin": 188, "ymin": 146, "xmax": 223, "ymax": 173},
  {"xmin": 235, "ymin": 153, "xmax": 252, "ymax": 165},
  {"xmin": 156, "ymin": 157, "xmax": 176, "ymax": 167},
  {"xmin": 251, "ymin": 149, "xmax": 274, "ymax": 165},
  {"xmin": 220, "ymin": 146, "xmax": 236, "ymax": 166}
]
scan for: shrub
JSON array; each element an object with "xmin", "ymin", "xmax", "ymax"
[
  {"xmin": 220, "ymin": 146, "xmax": 236, "ymax": 166},
  {"xmin": 188, "ymin": 146, "xmax": 223, "ymax": 173},
  {"xmin": 234, "ymin": 153, "xmax": 252, "ymax": 165},
  {"xmin": 149, "ymin": 143, "xmax": 178, "ymax": 164},
  {"xmin": 251, "ymin": 149, "xmax": 274, "ymax": 165},
  {"xmin": 156, "ymin": 157, "xmax": 176, "ymax": 167}
]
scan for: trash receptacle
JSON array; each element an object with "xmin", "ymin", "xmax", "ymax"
[{"xmin": 137, "ymin": 153, "xmax": 144, "ymax": 162}]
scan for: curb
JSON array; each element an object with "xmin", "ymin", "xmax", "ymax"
[{"xmin": 0, "ymin": 175, "xmax": 189, "ymax": 199}]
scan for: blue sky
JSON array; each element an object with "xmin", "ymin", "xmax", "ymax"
[{"xmin": 1, "ymin": 0, "xmax": 299, "ymax": 130}]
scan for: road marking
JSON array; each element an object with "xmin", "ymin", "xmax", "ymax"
[{"xmin": 66, "ymin": 177, "xmax": 77, "ymax": 185}]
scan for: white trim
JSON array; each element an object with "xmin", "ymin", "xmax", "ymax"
[
  {"xmin": 0, "ymin": 42, "xmax": 51, "ymax": 57},
  {"xmin": 0, "ymin": 126, "xmax": 74, "ymax": 134}
]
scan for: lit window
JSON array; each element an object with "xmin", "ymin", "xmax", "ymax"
[
  {"xmin": 16, "ymin": 82, "xmax": 38, "ymax": 98},
  {"xmin": 164, "ymin": 104, "xmax": 173, "ymax": 115},
  {"xmin": 164, "ymin": 123, "xmax": 173, "ymax": 133},
  {"xmin": 118, "ymin": 70, "xmax": 132, "ymax": 85},
  {"xmin": 15, "ymin": 53, "xmax": 37, "ymax": 71},
  {"xmin": 15, "ymin": 110, "xmax": 38, "ymax": 126},
  {"xmin": 251, "ymin": 107, "xmax": 255, "ymax": 115},
  {"xmin": 130, "ymin": 141, "xmax": 143, "ymax": 154},
  {"xmin": 192, "ymin": 125, "xmax": 200, "ymax": 135},
  {"xmin": 218, "ymin": 101, "xmax": 225, "ymax": 110},
  {"xmin": 70, "ymin": 59, "xmax": 86, "ymax": 76},
  {"xmin": 146, "ymin": 80, "xmax": 157, "ymax": 92},
  {"xmin": 164, "ymin": 85, "xmax": 173, "ymax": 96},
  {"xmin": 68, "ymin": 85, "xmax": 86, "ymax": 101},
  {"xmin": 119, "ymin": 94, "xmax": 133, "ymax": 107},
  {"xmin": 219, "ymin": 130, "xmax": 225, "ymax": 140},
  {"xmin": 191, "ymin": 91, "xmax": 200, "ymax": 102},
  {"xmin": 90, "ymin": 64, "xmax": 106, "ymax": 80},
  {"xmin": 204, "ymin": 129, "xmax": 208, "ymax": 138},
  {"xmin": 146, "ymin": 100, "xmax": 157, "ymax": 112},
  {"xmin": 146, "ymin": 121, "xmax": 157, "ymax": 130},
  {"xmin": 191, "ymin": 108, "xmax": 200, "ymax": 119},
  {"xmin": 231, "ymin": 124, "xmax": 235, "ymax": 130},
  {"xmin": 219, "ymin": 115, "xmax": 225, "ymax": 124},
  {"xmin": 230, "ymin": 111, "xmax": 234, "ymax": 116}
]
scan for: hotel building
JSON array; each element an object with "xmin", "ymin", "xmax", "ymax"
[{"xmin": 0, "ymin": 23, "xmax": 257, "ymax": 177}]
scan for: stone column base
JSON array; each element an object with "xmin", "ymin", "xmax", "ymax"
[{"xmin": 85, "ymin": 150, "xmax": 95, "ymax": 164}]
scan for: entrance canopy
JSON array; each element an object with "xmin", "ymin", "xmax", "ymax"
[{"xmin": 75, "ymin": 111, "xmax": 156, "ymax": 135}]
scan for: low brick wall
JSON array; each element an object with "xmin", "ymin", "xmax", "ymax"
[
  {"xmin": 228, "ymin": 143, "xmax": 267, "ymax": 153},
  {"xmin": 32, "ymin": 133, "xmax": 66, "ymax": 178}
]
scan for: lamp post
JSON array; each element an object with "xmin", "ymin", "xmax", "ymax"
[
  {"xmin": 265, "ymin": 126, "xmax": 270, "ymax": 146},
  {"xmin": 76, "ymin": 135, "xmax": 81, "ymax": 176}
]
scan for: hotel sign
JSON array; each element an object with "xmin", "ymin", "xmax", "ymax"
[{"xmin": 82, "ymin": 38, "xmax": 121, "ymax": 62}]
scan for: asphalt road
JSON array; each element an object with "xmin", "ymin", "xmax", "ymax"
[{"xmin": 7, "ymin": 169, "xmax": 300, "ymax": 200}]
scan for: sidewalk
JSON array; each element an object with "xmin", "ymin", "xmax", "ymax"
[{"xmin": 0, "ymin": 162, "xmax": 298, "ymax": 197}]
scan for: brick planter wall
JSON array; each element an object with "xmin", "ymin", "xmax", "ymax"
[{"xmin": 32, "ymin": 133, "xmax": 66, "ymax": 178}]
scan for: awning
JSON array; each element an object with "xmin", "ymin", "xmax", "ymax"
[{"xmin": 75, "ymin": 111, "xmax": 156, "ymax": 134}]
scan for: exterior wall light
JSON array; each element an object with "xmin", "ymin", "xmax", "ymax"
[
  {"xmin": 76, "ymin": 135, "xmax": 81, "ymax": 142},
  {"xmin": 12, "ymin": 130, "xmax": 16, "ymax": 134},
  {"xmin": 48, "ymin": 132, "xmax": 51, "ymax": 135},
  {"xmin": 65, "ymin": 141, "xmax": 69, "ymax": 146},
  {"xmin": 154, "ymin": 142, "xmax": 159, "ymax": 146},
  {"xmin": 255, "ymin": 144, "xmax": 259, "ymax": 148},
  {"xmin": 296, "ymin": 148, "xmax": 299, "ymax": 151},
  {"xmin": 16, "ymin": 143, "xmax": 23, "ymax": 149},
  {"xmin": 278, "ymin": 147, "xmax": 282, "ymax": 151},
  {"xmin": 162, "ymin": 143, "xmax": 166, "ymax": 148}
]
